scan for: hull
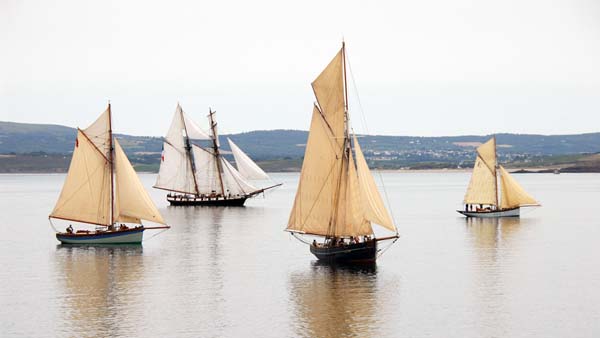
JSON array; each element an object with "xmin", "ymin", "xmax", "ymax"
[
  {"xmin": 56, "ymin": 227, "xmax": 145, "ymax": 244},
  {"xmin": 167, "ymin": 195, "xmax": 247, "ymax": 206},
  {"xmin": 457, "ymin": 207, "xmax": 520, "ymax": 218},
  {"xmin": 310, "ymin": 240, "xmax": 377, "ymax": 263}
]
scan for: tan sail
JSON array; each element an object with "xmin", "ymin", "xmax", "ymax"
[
  {"xmin": 50, "ymin": 130, "xmax": 112, "ymax": 225},
  {"xmin": 114, "ymin": 139, "xmax": 166, "ymax": 225},
  {"xmin": 83, "ymin": 108, "xmax": 112, "ymax": 159},
  {"xmin": 464, "ymin": 156, "xmax": 497, "ymax": 205},
  {"xmin": 287, "ymin": 106, "xmax": 344, "ymax": 236},
  {"xmin": 311, "ymin": 48, "xmax": 346, "ymax": 141},
  {"xmin": 353, "ymin": 135, "xmax": 396, "ymax": 232},
  {"xmin": 477, "ymin": 137, "xmax": 497, "ymax": 174},
  {"xmin": 499, "ymin": 166, "xmax": 539, "ymax": 209}
]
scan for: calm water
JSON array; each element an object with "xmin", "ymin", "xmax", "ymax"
[{"xmin": 1, "ymin": 172, "xmax": 599, "ymax": 338}]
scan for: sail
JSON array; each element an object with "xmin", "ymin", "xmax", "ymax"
[
  {"xmin": 83, "ymin": 107, "xmax": 112, "ymax": 159},
  {"xmin": 183, "ymin": 111, "xmax": 211, "ymax": 140},
  {"xmin": 464, "ymin": 156, "xmax": 497, "ymax": 205},
  {"xmin": 114, "ymin": 139, "xmax": 166, "ymax": 225},
  {"xmin": 287, "ymin": 106, "xmax": 344, "ymax": 236},
  {"xmin": 154, "ymin": 105, "xmax": 198, "ymax": 194},
  {"xmin": 192, "ymin": 145, "xmax": 222, "ymax": 195},
  {"xmin": 333, "ymin": 149, "xmax": 373, "ymax": 237},
  {"xmin": 50, "ymin": 130, "xmax": 112, "ymax": 226},
  {"xmin": 499, "ymin": 166, "xmax": 539, "ymax": 209},
  {"xmin": 311, "ymin": 48, "xmax": 346, "ymax": 140},
  {"xmin": 477, "ymin": 137, "xmax": 497, "ymax": 174},
  {"xmin": 228, "ymin": 138, "xmax": 269, "ymax": 180},
  {"xmin": 221, "ymin": 158, "xmax": 258, "ymax": 195},
  {"xmin": 353, "ymin": 135, "xmax": 396, "ymax": 232}
]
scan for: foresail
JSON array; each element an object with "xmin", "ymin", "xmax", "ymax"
[
  {"xmin": 50, "ymin": 130, "xmax": 112, "ymax": 225},
  {"xmin": 228, "ymin": 138, "xmax": 269, "ymax": 180},
  {"xmin": 192, "ymin": 145, "xmax": 221, "ymax": 195},
  {"xmin": 114, "ymin": 139, "xmax": 166, "ymax": 225},
  {"xmin": 499, "ymin": 166, "xmax": 539, "ymax": 209},
  {"xmin": 155, "ymin": 142, "xmax": 197, "ymax": 194},
  {"xmin": 311, "ymin": 48, "xmax": 346, "ymax": 140},
  {"xmin": 353, "ymin": 135, "xmax": 396, "ymax": 233},
  {"xmin": 221, "ymin": 157, "xmax": 257, "ymax": 195},
  {"xmin": 464, "ymin": 156, "xmax": 497, "ymax": 205},
  {"xmin": 286, "ymin": 106, "xmax": 344, "ymax": 236}
]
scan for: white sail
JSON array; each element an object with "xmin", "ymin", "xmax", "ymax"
[
  {"xmin": 228, "ymin": 138, "xmax": 269, "ymax": 180},
  {"xmin": 154, "ymin": 104, "xmax": 199, "ymax": 194},
  {"xmin": 192, "ymin": 145, "xmax": 222, "ymax": 195},
  {"xmin": 221, "ymin": 157, "xmax": 257, "ymax": 195},
  {"xmin": 114, "ymin": 139, "xmax": 166, "ymax": 225},
  {"xmin": 499, "ymin": 166, "xmax": 539, "ymax": 209},
  {"xmin": 50, "ymin": 129, "xmax": 112, "ymax": 225},
  {"xmin": 183, "ymin": 112, "xmax": 211, "ymax": 140}
]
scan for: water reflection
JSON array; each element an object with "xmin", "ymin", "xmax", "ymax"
[
  {"xmin": 54, "ymin": 245, "xmax": 144, "ymax": 338},
  {"xmin": 289, "ymin": 262, "xmax": 379, "ymax": 338}
]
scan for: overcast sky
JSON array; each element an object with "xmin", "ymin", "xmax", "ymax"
[{"xmin": 1, "ymin": 0, "xmax": 599, "ymax": 137}]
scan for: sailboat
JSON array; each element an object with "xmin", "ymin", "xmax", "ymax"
[
  {"xmin": 154, "ymin": 104, "xmax": 281, "ymax": 206},
  {"xmin": 458, "ymin": 136, "xmax": 540, "ymax": 218},
  {"xmin": 285, "ymin": 43, "xmax": 399, "ymax": 263},
  {"xmin": 49, "ymin": 104, "xmax": 170, "ymax": 244}
]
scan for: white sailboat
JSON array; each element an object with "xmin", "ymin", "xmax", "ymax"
[
  {"xmin": 50, "ymin": 104, "xmax": 170, "ymax": 244},
  {"xmin": 154, "ymin": 105, "xmax": 281, "ymax": 206},
  {"xmin": 458, "ymin": 136, "xmax": 540, "ymax": 217},
  {"xmin": 286, "ymin": 43, "xmax": 399, "ymax": 263}
]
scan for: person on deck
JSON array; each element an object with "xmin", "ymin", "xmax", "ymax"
[{"xmin": 66, "ymin": 225, "xmax": 73, "ymax": 234}]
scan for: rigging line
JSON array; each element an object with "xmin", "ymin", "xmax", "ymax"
[
  {"xmin": 377, "ymin": 237, "xmax": 399, "ymax": 258},
  {"xmin": 48, "ymin": 217, "xmax": 59, "ymax": 233},
  {"xmin": 143, "ymin": 227, "xmax": 169, "ymax": 242},
  {"xmin": 346, "ymin": 51, "xmax": 398, "ymax": 232}
]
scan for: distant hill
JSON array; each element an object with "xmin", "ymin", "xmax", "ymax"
[{"xmin": 2, "ymin": 120, "xmax": 600, "ymax": 172}]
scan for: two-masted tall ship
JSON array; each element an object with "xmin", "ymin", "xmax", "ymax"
[
  {"xmin": 458, "ymin": 136, "xmax": 540, "ymax": 217},
  {"xmin": 154, "ymin": 104, "xmax": 281, "ymax": 206},
  {"xmin": 286, "ymin": 43, "xmax": 399, "ymax": 263},
  {"xmin": 49, "ymin": 104, "xmax": 170, "ymax": 244}
]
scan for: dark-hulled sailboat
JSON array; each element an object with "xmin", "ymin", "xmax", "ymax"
[
  {"xmin": 154, "ymin": 105, "xmax": 281, "ymax": 206},
  {"xmin": 286, "ymin": 43, "xmax": 399, "ymax": 263},
  {"xmin": 457, "ymin": 136, "xmax": 540, "ymax": 217},
  {"xmin": 49, "ymin": 104, "xmax": 170, "ymax": 244}
]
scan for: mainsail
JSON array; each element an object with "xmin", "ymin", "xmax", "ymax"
[
  {"xmin": 464, "ymin": 138, "xmax": 498, "ymax": 206},
  {"xmin": 286, "ymin": 44, "xmax": 396, "ymax": 238}
]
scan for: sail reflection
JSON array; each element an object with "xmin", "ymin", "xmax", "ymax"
[
  {"xmin": 54, "ymin": 245, "xmax": 144, "ymax": 338},
  {"xmin": 289, "ymin": 262, "xmax": 379, "ymax": 338}
]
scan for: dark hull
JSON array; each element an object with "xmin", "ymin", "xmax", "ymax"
[
  {"xmin": 167, "ymin": 196, "xmax": 247, "ymax": 206},
  {"xmin": 56, "ymin": 227, "xmax": 145, "ymax": 244},
  {"xmin": 310, "ymin": 240, "xmax": 377, "ymax": 263}
]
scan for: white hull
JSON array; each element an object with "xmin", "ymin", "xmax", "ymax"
[
  {"xmin": 56, "ymin": 229, "xmax": 144, "ymax": 244},
  {"xmin": 457, "ymin": 208, "xmax": 520, "ymax": 218}
]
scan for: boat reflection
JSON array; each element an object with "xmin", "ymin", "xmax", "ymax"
[
  {"xmin": 54, "ymin": 245, "xmax": 144, "ymax": 337},
  {"xmin": 289, "ymin": 261, "xmax": 379, "ymax": 338}
]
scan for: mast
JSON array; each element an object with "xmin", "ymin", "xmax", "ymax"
[
  {"xmin": 108, "ymin": 102, "xmax": 114, "ymax": 226},
  {"xmin": 493, "ymin": 135, "xmax": 499, "ymax": 208},
  {"xmin": 180, "ymin": 108, "xmax": 200, "ymax": 195},
  {"xmin": 209, "ymin": 109, "xmax": 226, "ymax": 196}
]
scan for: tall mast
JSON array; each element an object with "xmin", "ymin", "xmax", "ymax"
[
  {"xmin": 108, "ymin": 102, "xmax": 115, "ymax": 226},
  {"xmin": 209, "ymin": 109, "xmax": 226, "ymax": 196},
  {"xmin": 493, "ymin": 135, "xmax": 499, "ymax": 208},
  {"xmin": 180, "ymin": 108, "xmax": 200, "ymax": 195}
]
